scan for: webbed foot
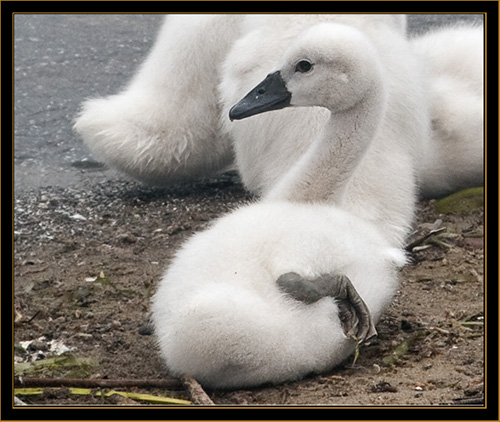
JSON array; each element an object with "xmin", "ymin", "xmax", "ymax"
[{"xmin": 277, "ymin": 272, "xmax": 377, "ymax": 342}]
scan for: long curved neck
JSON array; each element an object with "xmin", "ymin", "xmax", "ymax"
[{"xmin": 266, "ymin": 86, "xmax": 386, "ymax": 204}]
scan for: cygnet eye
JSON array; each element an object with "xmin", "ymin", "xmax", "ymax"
[{"xmin": 295, "ymin": 60, "xmax": 313, "ymax": 73}]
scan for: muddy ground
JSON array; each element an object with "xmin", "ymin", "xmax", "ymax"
[{"xmin": 13, "ymin": 172, "xmax": 484, "ymax": 406}]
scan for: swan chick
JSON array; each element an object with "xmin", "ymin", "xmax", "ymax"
[
  {"xmin": 153, "ymin": 22, "xmax": 407, "ymax": 389},
  {"xmin": 152, "ymin": 202, "xmax": 405, "ymax": 389},
  {"xmin": 230, "ymin": 23, "xmax": 385, "ymax": 121},
  {"xmin": 230, "ymin": 23, "xmax": 401, "ymax": 242}
]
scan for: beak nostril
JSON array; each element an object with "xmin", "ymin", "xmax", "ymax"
[{"xmin": 229, "ymin": 71, "xmax": 291, "ymax": 120}]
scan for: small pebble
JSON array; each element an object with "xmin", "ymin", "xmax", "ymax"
[
  {"xmin": 138, "ymin": 323, "xmax": 154, "ymax": 336},
  {"xmin": 74, "ymin": 333, "xmax": 93, "ymax": 340},
  {"xmin": 70, "ymin": 213, "xmax": 87, "ymax": 221},
  {"xmin": 371, "ymin": 381, "xmax": 397, "ymax": 393},
  {"xmin": 27, "ymin": 339, "xmax": 49, "ymax": 352}
]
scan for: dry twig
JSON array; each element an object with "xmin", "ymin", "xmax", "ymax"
[
  {"xmin": 405, "ymin": 227, "xmax": 446, "ymax": 252},
  {"xmin": 180, "ymin": 374, "xmax": 215, "ymax": 405},
  {"xmin": 14, "ymin": 376, "xmax": 183, "ymax": 390},
  {"xmin": 15, "ymin": 376, "xmax": 215, "ymax": 405}
]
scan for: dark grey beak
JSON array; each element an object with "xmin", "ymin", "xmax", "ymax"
[{"xmin": 229, "ymin": 71, "xmax": 292, "ymax": 121}]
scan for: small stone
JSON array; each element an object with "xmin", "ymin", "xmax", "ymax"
[
  {"xmin": 74, "ymin": 333, "xmax": 93, "ymax": 340},
  {"xmin": 138, "ymin": 323, "xmax": 154, "ymax": 336},
  {"xmin": 119, "ymin": 233, "xmax": 137, "ymax": 244},
  {"xmin": 27, "ymin": 339, "xmax": 49, "ymax": 352},
  {"xmin": 371, "ymin": 381, "xmax": 398, "ymax": 393},
  {"xmin": 70, "ymin": 213, "xmax": 87, "ymax": 221}
]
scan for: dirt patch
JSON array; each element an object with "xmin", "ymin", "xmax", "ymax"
[{"xmin": 13, "ymin": 173, "xmax": 484, "ymax": 406}]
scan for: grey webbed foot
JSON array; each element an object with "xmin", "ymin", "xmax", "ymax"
[{"xmin": 276, "ymin": 272, "xmax": 377, "ymax": 342}]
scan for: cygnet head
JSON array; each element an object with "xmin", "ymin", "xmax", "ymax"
[{"xmin": 229, "ymin": 23, "xmax": 385, "ymax": 120}]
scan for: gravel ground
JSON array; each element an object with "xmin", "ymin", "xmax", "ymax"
[
  {"xmin": 13, "ymin": 13, "xmax": 485, "ymax": 407},
  {"xmin": 14, "ymin": 175, "xmax": 484, "ymax": 406}
]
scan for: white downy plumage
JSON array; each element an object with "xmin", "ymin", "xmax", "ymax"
[
  {"xmin": 411, "ymin": 25, "xmax": 484, "ymax": 198},
  {"xmin": 152, "ymin": 202, "xmax": 405, "ymax": 388},
  {"xmin": 153, "ymin": 21, "xmax": 419, "ymax": 388},
  {"xmin": 74, "ymin": 15, "xmax": 483, "ymax": 388}
]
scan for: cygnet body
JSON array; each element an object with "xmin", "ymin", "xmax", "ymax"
[
  {"xmin": 152, "ymin": 23, "xmax": 408, "ymax": 388},
  {"xmin": 152, "ymin": 202, "xmax": 404, "ymax": 389}
]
